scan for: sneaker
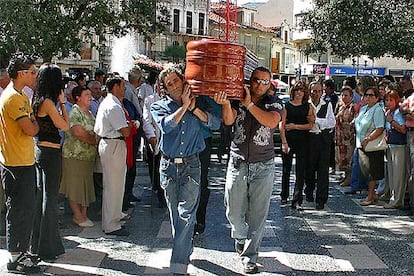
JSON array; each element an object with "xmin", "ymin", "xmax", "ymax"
[
  {"xmin": 7, "ymin": 253, "xmax": 41, "ymax": 274},
  {"xmin": 244, "ymin": 262, "xmax": 258, "ymax": 274}
]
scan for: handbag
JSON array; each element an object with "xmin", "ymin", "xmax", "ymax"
[{"xmin": 364, "ymin": 130, "xmax": 388, "ymax": 152}]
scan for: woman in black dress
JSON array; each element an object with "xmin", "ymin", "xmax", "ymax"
[{"xmin": 279, "ymin": 82, "xmax": 314, "ymax": 209}]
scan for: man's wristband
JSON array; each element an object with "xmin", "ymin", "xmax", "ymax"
[
  {"xmin": 246, "ymin": 102, "xmax": 254, "ymax": 110},
  {"xmin": 189, "ymin": 106, "xmax": 196, "ymax": 113}
]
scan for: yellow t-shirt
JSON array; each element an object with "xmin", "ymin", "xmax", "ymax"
[{"xmin": 0, "ymin": 86, "xmax": 35, "ymax": 166}]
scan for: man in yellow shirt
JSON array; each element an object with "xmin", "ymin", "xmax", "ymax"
[{"xmin": 0, "ymin": 53, "xmax": 40, "ymax": 274}]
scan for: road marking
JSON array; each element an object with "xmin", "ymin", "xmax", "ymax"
[
  {"xmin": 307, "ymin": 218, "xmax": 354, "ymax": 237},
  {"xmin": 328, "ymin": 244, "xmax": 388, "ymax": 269},
  {"xmin": 376, "ymin": 216, "xmax": 414, "ymax": 235}
]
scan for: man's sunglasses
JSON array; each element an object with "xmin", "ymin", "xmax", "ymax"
[{"xmin": 252, "ymin": 77, "xmax": 270, "ymax": 85}]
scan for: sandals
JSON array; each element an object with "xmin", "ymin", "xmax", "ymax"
[{"xmin": 244, "ymin": 262, "xmax": 258, "ymax": 274}]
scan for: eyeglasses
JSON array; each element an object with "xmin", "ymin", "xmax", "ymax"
[
  {"xmin": 19, "ymin": 69, "xmax": 37, "ymax": 75},
  {"xmin": 294, "ymin": 89, "xmax": 305, "ymax": 93},
  {"xmin": 252, "ymin": 77, "xmax": 270, "ymax": 85},
  {"xmin": 364, "ymin": 93, "xmax": 375, "ymax": 97}
]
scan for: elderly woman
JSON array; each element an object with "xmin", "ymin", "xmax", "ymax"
[
  {"xmin": 31, "ymin": 64, "xmax": 69, "ymax": 260},
  {"xmin": 279, "ymin": 81, "xmax": 314, "ymax": 209},
  {"xmin": 60, "ymin": 86, "xmax": 99, "ymax": 227},
  {"xmin": 335, "ymin": 86, "xmax": 357, "ymax": 187},
  {"xmin": 384, "ymin": 90, "xmax": 407, "ymax": 208},
  {"xmin": 354, "ymin": 86, "xmax": 386, "ymax": 206}
]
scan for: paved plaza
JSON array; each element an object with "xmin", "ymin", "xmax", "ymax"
[{"xmin": 1, "ymin": 155, "xmax": 414, "ymax": 275}]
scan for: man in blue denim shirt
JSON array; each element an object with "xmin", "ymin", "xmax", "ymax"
[
  {"xmin": 151, "ymin": 66, "xmax": 220, "ymax": 275},
  {"xmin": 214, "ymin": 67, "xmax": 282, "ymax": 274}
]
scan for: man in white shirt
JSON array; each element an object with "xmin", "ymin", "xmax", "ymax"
[
  {"xmin": 94, "ymin": 77, "xmax": 131, "ymax": 236},
  {"xmin": 304, "ymin": 81, "xmax": 336, "ymax": 210},
  {"xmin": 142, "ymin": 81, "xmax": 165, "ymax": 207}
]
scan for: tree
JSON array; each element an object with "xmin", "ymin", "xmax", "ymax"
[
  {"xmin": 300, "ymin": 0, "xmax": 414, "ymax": 60},
  {"xmin": 164, "ymin": 45, "xmax": 186, "ymax": 63},
  {"xmin": 0, "ymin": 0, "xmax": 170, "ymax": 67}
]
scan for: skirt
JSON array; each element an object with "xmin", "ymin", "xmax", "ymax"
[
  {"xmin": 358, "ymin": 149, "xmax": 384, "ymax": 181},
  {"xmin": 60, "ymin": 158, "xmax": 95, "ymax": 206}
]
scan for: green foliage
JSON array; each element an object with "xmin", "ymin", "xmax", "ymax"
[
  {"xmin": 0, "ymin": 0, "xmax": 170, "ymax": 66},
  {"xmin": 301, "ymin": 0, "xmax": 414, "ymax": 60},
  {"xmin": 164, "ymin": 45, "xmax": 186, "ymax": 62}
]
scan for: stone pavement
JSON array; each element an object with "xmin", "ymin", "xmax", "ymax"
[{"xmin": 1, "ymin": 155, "xmax": 414, "ymax": 275}]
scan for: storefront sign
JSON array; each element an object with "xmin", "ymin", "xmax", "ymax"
[{"xmin": 329, "ymin": 66, "xmax": 385, "ymax": 76}]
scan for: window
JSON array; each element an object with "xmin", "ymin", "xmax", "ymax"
[
  {"xmin": 284, "ymin": 30, "xmax": 289, "ymax": 44},
  {"xmin": 173, "ymin": 9, "xmax": 179, "ymax": 33},
  {"xmin": 198, "ymin": 13, "xmax": 205, "ymax": 35},
  {"xmin": 186, "ymin": 11, "xmax": 192, "ymax": 34}
]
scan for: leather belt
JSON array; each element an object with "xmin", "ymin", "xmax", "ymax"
[
  {"xmin": 163, "ymin": 154, "xmax": 199, "ymax": 164},
  {"xmin": 102, "ymin": 137, "xmax": 124, "ymax": 140}
]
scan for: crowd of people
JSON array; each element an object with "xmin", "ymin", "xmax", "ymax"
[{"xmin": 0, "ymin": 51, "xmax": 413, "ymax": 275}]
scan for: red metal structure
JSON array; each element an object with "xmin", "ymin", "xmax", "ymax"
[{"xmin": 214, "ymin": 0, "xmax": 238, "ymax": 42}]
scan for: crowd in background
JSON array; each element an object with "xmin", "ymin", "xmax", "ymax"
[{"xmin": 278, "ymin": 73, "xmax": 414, "ymax": 213}]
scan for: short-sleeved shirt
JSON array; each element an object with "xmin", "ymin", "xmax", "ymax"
[
  {"xmin": 355, "ymin": 103, "xmax": 385, "ymax": 148},
  {"xmin": 94, "ymin": 93, "xmax": 128, "ymax": 138},
  {"xmin": 230, "ymin": 94, "xmax": 283, "ymax": 163},
  {"xmin": 63, "ymin": 104, "xmax": 97, "ymax": 161},
  {"xmin": 0, "ymin": 85, "xmax": 35, "ymax": 166},
  {"xmin": 385, "ymin": 108, "xmax": 406, "ymax": 146}
]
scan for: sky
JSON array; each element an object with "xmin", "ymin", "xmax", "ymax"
[{"xmin": 237, "ymin": 0, "xmax": 266, "ymax": 5}]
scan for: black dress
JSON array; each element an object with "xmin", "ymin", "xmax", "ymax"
[{"xmin": 281, "ymin": 102, "xmax": 310, "ymax": 204}]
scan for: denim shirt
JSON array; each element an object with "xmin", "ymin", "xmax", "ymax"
[
  {"xmin": 196, "ymin": 96, "xmax": 222, "ymax": 139},
  {"xmin": 151, "ymin": 95, "xmax": 217, "ymax": 158}
]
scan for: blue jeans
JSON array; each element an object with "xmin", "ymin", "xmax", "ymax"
[
  {"xmin": 225, "ymin": 156, "xmax": 275, "ymax": 264},
  {"xmin": 160, "ymin": 156, "xmax": 201, "ymax": 274}
]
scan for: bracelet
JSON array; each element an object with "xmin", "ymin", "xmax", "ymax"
[
  {"xmin": 246, "ymin": 102, "xmax": 254, "ymax": 110},
  {"xmin": 189, "ymin": 106, "xmax": 196, "ymax": 112}
]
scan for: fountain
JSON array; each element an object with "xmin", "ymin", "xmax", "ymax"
[{"xmin": 110, "ymin": 32, "xmax": 139, "ymax": 78}]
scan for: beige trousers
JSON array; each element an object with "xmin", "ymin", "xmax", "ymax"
[{"xmin": 99, "ymin": 139, "xmax": 127, "ymax": 233}]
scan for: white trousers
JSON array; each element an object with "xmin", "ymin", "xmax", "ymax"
[{"xmin": 99, "ymin": 139, "xmax": 127, "ymax": 233}]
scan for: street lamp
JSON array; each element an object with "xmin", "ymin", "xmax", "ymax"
[{"xmin": 352, "ymin": 57, "xmax": 368, "ymax": 78}]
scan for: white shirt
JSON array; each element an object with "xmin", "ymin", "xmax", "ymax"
[
  {"xmin": 94, "ymin": 93, "xmax": 128, "ymax": 138},
  {"xmin": 143, "ymin": 93, "xmax": 161, "ymax": 155},
  {"xmin": 142, "ymin": 93, "xmax": 161, "ymax": 139},
  {"xmin": 309, "ymin": 98, "xmax": 336, "ymax": 134}
]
